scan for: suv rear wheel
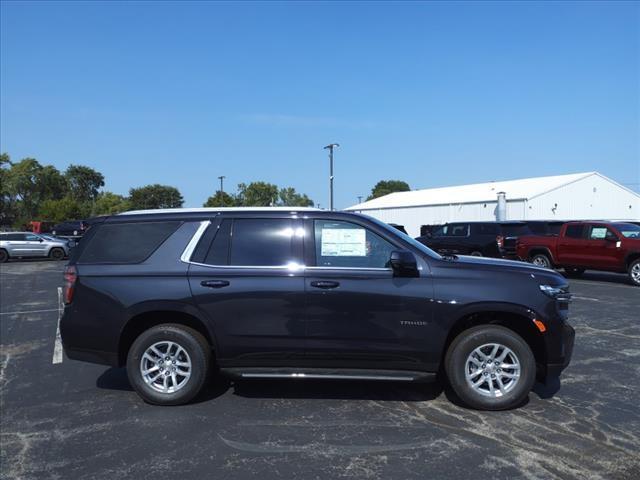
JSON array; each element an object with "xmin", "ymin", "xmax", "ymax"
[
  {"xmin": 629, "ymin": 259, "xmax": 640, "ymax": 287},
  {"xmin": 0, "ymin": 249, "xmax": 8, "ymax": 263},
  {"xmin": 127, "ymin": 324, "xmax": 211, "ymax": 405},
  {"xmin": 49, "ymin": 248, "xmax": 65, "ymax": 260},
  {"xmin": 445, "ymin": 325, "xmax": 536, "ymax": 410}
]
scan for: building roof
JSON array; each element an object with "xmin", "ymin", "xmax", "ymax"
[{"xmin": 346, "ymin": 172, "xmax": 603, "ymax": 211}]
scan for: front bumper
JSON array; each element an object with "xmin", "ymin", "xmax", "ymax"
[{"xmin": 545, "ymin": 323, "xmax": 575, "ymax": 378}]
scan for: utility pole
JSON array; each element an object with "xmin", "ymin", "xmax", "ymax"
[
  {"xmin": 323, "ymin": 143, "xmax": 339, "ymax": 211},
  {"xmin": 218, "ymin": 176, "xmax": 226, "ymax": 206}
]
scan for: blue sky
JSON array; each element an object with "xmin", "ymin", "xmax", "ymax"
[{"xmin": 1, "ymin": 1, "xmax": 638, "ymax": 208}]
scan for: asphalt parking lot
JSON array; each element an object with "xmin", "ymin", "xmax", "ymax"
[{"xmin": 1, "ymin": 261, "xmax": 639, "ymax": 480}]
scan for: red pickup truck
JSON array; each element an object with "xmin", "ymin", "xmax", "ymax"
[{"xmin": 516, "ymin": 221, "xmax": 640, "ymax": 286}]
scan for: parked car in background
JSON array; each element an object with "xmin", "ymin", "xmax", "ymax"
[
  {"xmin": 499, "ymin": 221, "xmax": 565, "ymax": 259},
  {"xmin": 51, "ymin": 220, "xmax": 88, "ymax": 237},
  {"xmin": 419, "ymin": 224, "xmax": 442, "ymax": 237},
  {"xmin": 388, "ymin": 223, "xmax": 408, "ymax": 235},
  {"xmin": 415, "ymin": 221, "xmax": 532, "ymax": 258},
  {"xmin": 61, "ymin": 208, "xmax": 574, "ymax": 411},
  {"xmin": 0, "ymin": 232, "xmax": 70, "ymax": 262},
  {"xmin": 40, "ymin": 234, "xmax": 78, "ymax": 249},
  {"xmin": 29, "ymin": 221, "xmax": 55, "ymax": 234},
  {"xmin": 516, "ymin": 221, "xmax": 640, "ymax": 286}
]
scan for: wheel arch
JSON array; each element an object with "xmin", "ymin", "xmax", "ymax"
[
  {"xmin": 118, "ymin": 303, "xmax": 217, "ymax": 367},
  {"xmin": 527, "ymin": 247, "xmax": 556, "ymax": 265},
  {"xmin": 441, "ymin": 304, "xmax": 548, "ymax": 377},
  {"xmin": 624, "ymin": 251, "xmax": 640, "ymax": 269}
]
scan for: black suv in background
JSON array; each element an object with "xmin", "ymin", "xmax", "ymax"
[
  {"xmin": 415, "ymin": 221, "xmax": 533, "ymax": 258},
  {"xmin": 61, "ymin": 208, "xmax": 574, "ymax": 410},
  {"xmin": 51, "ymin": 220, "xmax": 88, "ymax": 237}
]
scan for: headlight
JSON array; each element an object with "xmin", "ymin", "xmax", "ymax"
[{"xmin": 539, "ymin": 284, "xmax": 571, "ymax": 301}]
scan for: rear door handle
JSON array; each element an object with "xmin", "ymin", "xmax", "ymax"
[
  {"xmin": 200, "ymin": 280, "xmax": 230, "ymax": 289},
  {"xmin": 310, "ymin": 280, "xmax": 340, "ymax": 289}
]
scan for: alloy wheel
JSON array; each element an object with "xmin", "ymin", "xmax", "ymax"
[
  {"xmin": 140, "ymin": 341, "xmax": 192, "ymax": 394},
  {"xmin": 465, "ymin": 343, "xmax": 521, "ymax": 398}
]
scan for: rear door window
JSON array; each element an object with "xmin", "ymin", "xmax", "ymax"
[
  {"xmin": 474, "ymin": 223, "xmax": 499, "ymax": 235},
  {"xmin": 78, "ymin": 221, "xmax": 181, "ymax": 264},
  {"xmin": 447, "ymin": 224, "xmax": 469, "ymax": 237},
  {"xmin": 565, "ymin": 224, "xmax": 585, "ymax": 239},
  {"xmin": 229, "ymin": 218, "xmax": 297, "ymax": 267}
]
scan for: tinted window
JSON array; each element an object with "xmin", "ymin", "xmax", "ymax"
[
  {"xmin": 2, "ymin": 233, "xmax": 26, "ymax": 241},
  {"xmin": 25, "ymin": 234, "xmax": 40, "ymax": 241},
  {"xmin": 79, "ymin": 221, "xmax": 181, "ymax": 264},
  {"xmin": 565, "ymin": 225, "xmax": 585, "ymax": 239},
  {"xmin": 204, "ymin": 219, "xmax": 232, "ymax": 265},
  {"xmin": 474, "ymin": 223, "xmax": 499, "ymax": 235},
  {"xmin": 229, "ymin": 219, "xmax": 295, "ymax": 266},
  {"xmin": 500, "ymin": 224, "xmax": 530, "ymax": 236},
  {"xmin": 447, "ymin": 224, "xmax": 469, "ymax": 237},
  {"xmin": 314, "ymin": 220, "xmax": 395, "ymax": 268}
]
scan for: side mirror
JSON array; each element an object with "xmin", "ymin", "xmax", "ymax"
[
  {"xmin": 389, "ymin": 250, "xmax": 419, "ymax": 277},
  {"xmin": 605, "ymin": 235, "xmax": 618, "ymax": 242},
  {"xmin": 38, "ymin": 238, "xmax": 44, "ymax": 242}
]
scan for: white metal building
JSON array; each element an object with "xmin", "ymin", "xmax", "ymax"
[{"xmin": 345, "ymin": 172, "xmax": 640, "ymax": 237}]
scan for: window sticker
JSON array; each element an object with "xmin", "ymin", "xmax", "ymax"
[
  {"xmin": 591, "ymin": 227, "xmax": 607, "ymax": 240},
  {"xmin": 321, "ymin": 228, "xmax": 366, "ymax": 256}
]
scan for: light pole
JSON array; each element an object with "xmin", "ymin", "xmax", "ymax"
[
  {"xmin": 357, "ymin": 195, "xmax": 363, "ymax": 204},
  {"xmin": 323, "ymin": 143, "xmax": 339, "ymax": 211},
  {"xmin": 218, "ymin": 176, "xmax": 226, "ymax": 206}
]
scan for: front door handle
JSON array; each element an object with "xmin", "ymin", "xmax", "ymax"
[
  {"xmin": 310, "ymin": 280, "xmax": 340, "ymax": 289},
  {"xmin": 200, "ymin": 280, "xmax": 230, "ymax": 289}
]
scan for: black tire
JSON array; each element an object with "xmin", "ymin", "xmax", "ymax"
[
  {"xmin": 0, "ymin": 249, "xmax": 8, "ymax": 263},
  {"xmin": 530, "ymin": 253, "xmax": 552, "ymax": 269},
  {"xmin": 445, "ymin": 325, "xmax": 536, "ymax": 411},
  {"xmin": 564, "ymin": 267, "xmax": 585, "ymax": 278},
  {"xmin": 629, "ymin": 259, "xmax": 640, "ymax": 287},
  {"xmin": 49, "ymin": 248, "xmax": 65, "ymax": 260},
  {"xmin": 469, "ymin": 251, "xmax": 483, "ymax": 257},
  {"xmin": 127, "ymin": 324, "xmax": 211, "ymax": 405}
]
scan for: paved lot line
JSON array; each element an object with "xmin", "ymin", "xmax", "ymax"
[
  {"xmin": 52, "ymin": 287, "xmax": 64, "ymax": 365},
  {"xmin": 0, "ymin": 308, "xmax": 59, "ymax": 315}
]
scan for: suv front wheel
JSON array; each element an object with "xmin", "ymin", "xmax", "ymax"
[
  {"xmin": 127, "ymin": 324, "xmax": 211, "ymax": 405},
  {"xmin": 445, "ymin": 325, "xmax": 536, "ymax": 410}
]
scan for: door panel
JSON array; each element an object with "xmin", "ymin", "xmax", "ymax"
[
  {"xmin": 584, "ymin": 226, "xmax": 624, "ymax": 269},
  {"xmin": 304, "ymin": 269, "xmax": 436, "ymax": 370},
  {"xmin": 189, "ymin": 267, "xmax": 306, "ymax": 365}
]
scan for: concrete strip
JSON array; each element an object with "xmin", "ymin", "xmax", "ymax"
[{"xmin": 52, "ymin": 287, "xmax": 63, "ymax": 364}]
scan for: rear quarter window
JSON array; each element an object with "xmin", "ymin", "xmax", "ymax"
[{"xmin": 78, "ymin": 221, "xmax": 181, "ymax": 264}]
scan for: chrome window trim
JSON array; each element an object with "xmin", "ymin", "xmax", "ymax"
[
  {"xmin": 180, "ymin": 220, "xmax": 211, "ymax": 263},
  {"xmin": 185, "ymin": 261, "xmax": 391, "ymax": 272}
]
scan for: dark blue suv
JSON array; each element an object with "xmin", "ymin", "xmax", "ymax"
[{"xmin": 60, "ymin": 208, "xmax": 574, "ymax": 410}]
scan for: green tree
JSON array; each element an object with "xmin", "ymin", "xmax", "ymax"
[
  {"xmin": 0, "ymin": 153, "xmax": 16, "ymax": 225},
  {"xmin": 367, "ymin": 180, "xmax": 410, "ymax": 200},
  {"xmin": 235, "ymin": 182, "xmax": 279, "ymax": 206},
  {"xmin": 128, "ymin": 184, "xmax": 184, "ymax": 210},
  {"xmin": 203, "ymin": 191, "xmax": 236, "ymax": 207},
  {"xmin": 94, "ymin": 191, "xmax": 131, "ymax": 215},
  {"xmin": 38, "ymin": 196, "xmax": 90, "ymax": 224},
  {"xmin": 5, "ymin": 158, "xmax": 44, "ymax": 220},
  {"xmin": 65, "ymin": 164, "xmax": 105, "ymax": 202},
  {"xmin": 278, "ymin": 187, "xmax": 314, "ymax": 207},
  {"xmin": 38, "ymin": 165, "xmax": 68, "ymax": 201}
]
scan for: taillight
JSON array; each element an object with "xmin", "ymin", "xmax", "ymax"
[
  {"xmin": 63, "ymin": 265, "xmax": 77, "ymax": 304},
  {"xmin": 496, "ymin": 235, "xmax": 504, "ymax": 248}
]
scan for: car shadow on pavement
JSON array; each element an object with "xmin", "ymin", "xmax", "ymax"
[
  {"xmin": 96, "ymin": 367, "xmax": 232, "ymax": 403},
  {"xmin": 232, "ymin": 378, "xmax": 444, "ymax": 402},
  {"xmin": 564, "ymin": 271, "xmax": 631, "ymax": 286}
]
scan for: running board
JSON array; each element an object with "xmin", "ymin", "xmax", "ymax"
[{"xmin": 220, "ymin": 368, "xmax": 436, "ymax": 383}]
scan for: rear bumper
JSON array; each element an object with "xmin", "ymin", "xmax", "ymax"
[{"xmin": 64, "ymin": 346, "xmax": 118, "ymax": 366}]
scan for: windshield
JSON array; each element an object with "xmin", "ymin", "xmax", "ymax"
[
  {"xmin": 359, "ymin": 214, "xmax": 443, "ymax": 260},
  {"xmin": 613, "ymin": 223, "xmax": 640, "ymax": 239}
]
